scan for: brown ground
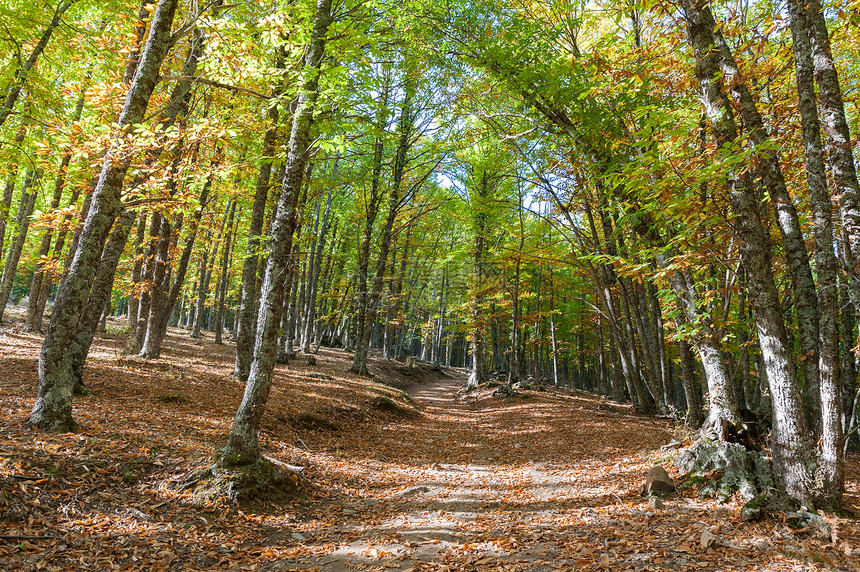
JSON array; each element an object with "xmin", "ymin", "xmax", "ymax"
[{"xmin": 1, "ymin": 307, "xmax": 859, "ymax": 571}]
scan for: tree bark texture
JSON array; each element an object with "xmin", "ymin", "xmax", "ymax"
[
  {"xmin": 218, "ymin": 0, "xmax": 333, "ymax": 466},
  {"xmin": 683, "ymin": 0, "xmax": 816, "ymax": 504},
  {"xmin": 29, "ymin": 0, "xmax": 179, "ymax": 432}
]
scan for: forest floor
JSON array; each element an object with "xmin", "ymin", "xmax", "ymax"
[{"xmin": 1, "ymin": 308, "xmax": 860, "ymax": 571}]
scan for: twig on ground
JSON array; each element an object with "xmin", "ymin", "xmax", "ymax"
[{"xmin": 0, "ymin": 535, "xmax": 62, "ymax": 541}]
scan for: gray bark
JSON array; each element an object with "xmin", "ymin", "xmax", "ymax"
[
  {"xmin": 788, "ymin": 0, "xmax": 844, "ymax": 508},
  {"xmin": 234, "ymin": 108, "xmax": 278, "ymax": 379},
  {"xmin": 711, "ymin": 21, "xmax": 821, "ymax": 429},
  {"xmin": 70, "ymin": 210, "xmax": 136, "ymax": 389},
  {"xmin": 29, "ymin": 0, "xmax": 180, "ymax": 433},
  {"xmin": 683, "ymin": 0, "xmax": 816, "ymax": 505},
  {"xmin": 218, "ymin": 0, "xmax": 332, "ymax": 467}
]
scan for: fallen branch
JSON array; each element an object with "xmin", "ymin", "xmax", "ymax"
[
  {"xmin": 262, "ymin": 455, "xmax": 305, "ymax": 477},
  {"xmin": 0, "ymin": 534, "xmax": 62, "ymax": 541}
]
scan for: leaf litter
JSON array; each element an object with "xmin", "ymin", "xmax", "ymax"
[{"xmin": 1, "ymin": 317, "xmax": 859, "ymax": 571}]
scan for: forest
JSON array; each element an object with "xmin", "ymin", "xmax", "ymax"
[{"xmin": 1, "ymin": 0, "xmax": 860, "ymax": 569}]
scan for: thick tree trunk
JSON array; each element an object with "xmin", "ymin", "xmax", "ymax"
[
  {"xmin": 218, "ymin": 0, "xmax": 332, "ymax": 467},
  {"xmin": 711, "ymin": 20, "xmax": 822, "ymax": 430},
  {"xmin": 800, "ymin": 0, "xmax": 860, "ymax": 315},
  {"xmin": 70, "ymin": 210, "xmax": 136, "ymax": 389},
  {"xmin": 678, "ymin": 337, "xmax": 703, "ymax": 428},
  {"xmin": 28, "ymin": 0, "xmax": 179, "ymax": 433},
  {"xmin": 683, "ymin": 0, "xmax": 816, "ymax": 504}
]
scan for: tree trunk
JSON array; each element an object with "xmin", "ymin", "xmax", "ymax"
[
  {"xmin": 29, "ymin": 0, "xmax": 180, "ymax": 433},
  {"xmin": 234, "ymin": 109, "xmax": 278, "ymax": 379},
  {"xmin": 683, "ymin": 0, "xmax": 816, "ymax": 504},
  {"xmin": 351, "ymin": 80, "xmax": 391, "ymax": 373},
  {"xmin": 70, "ymin": 210, "xmax": 136, "ymax": 390},
  {"xmin": 213, "ymin": 200, "xmax": 237, "ymax": 344},
  {"xmin": 301, "ymin": 188, "xmax": 333, "ymax": 353},
  {"xmin": 0, "ymin": 170, "xmax": 40, "ymax": 320},
  {"xmin": 352, "ymin": 83, "xmax": 414, "ymax": 375},
  {"xmin": 25, "ymin": 85, "xmax": 86, "ymax": 332},
  {"xmin": 788, "ymin": 0, "xmax": 843, "ymax": 508},
  {"xmin": 218, "ymin": 0, "xmax": 332, "ymax": 467},
  {"xmin": 711, "ymin": 18, "xmax": 822, "ymax": 431},
  {"xmin": 0, "ymin": 121, "xmax": 29, "ymax": 262}
]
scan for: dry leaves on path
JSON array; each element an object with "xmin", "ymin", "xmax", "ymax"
[{"xmin": 1, "ymin": 317, "xmax": 859, "ymax": 571}]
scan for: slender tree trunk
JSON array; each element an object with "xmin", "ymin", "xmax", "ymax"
[
  {"xmin": 0, "ymin": 120, "xmax": 29, "ymax": 262},
  {"xmin": 218, "ymin": 0, "xmax": 332, "ymax": 467},
  {"xmin": 25, "ymin": 86, "xmax": 86, "ymax": 332},
  {"xmin": 788, "ymin": 0, "xmax": 843, "ymax": 507},
  {"xmin": 214, "ymin": 200, "xmax": 237, "ymax": 344},
  {"xmin": 127, "ymin": 213, "xmax": 147, "ymax": 334},
  {"xmin": 352, "ymin": 84, "xmax": 413, "ymax": 375},
  {"xmin": 301, "ymin": 188, "xmax": 333, "ymax": 353},
  {"xmin": 192, "ymin": 240, "xmax": 210, "ymax": 338},
  {"xmin": 352, "ymin": 82, "xmax": 390, "ymax": 371},
  {"xmin": 0, "ymin": 170, "xmax": 40, "ymax": 319},
  {"xmin": 234, "ymin": 110, "xmax": 278, "ymax": 379}
]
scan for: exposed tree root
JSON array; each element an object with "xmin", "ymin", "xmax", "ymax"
[{"xmin": 188, "ymin": 457, "xmax": 301, "ymax": 505}]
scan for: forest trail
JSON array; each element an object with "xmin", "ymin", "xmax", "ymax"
[
  {"xmin": 1, "ymin": 324, "xmax": 859, "ymax": 571},
  {"xmin": 276, "ymin": 370, "xmax": 860, "ymax": 572}
]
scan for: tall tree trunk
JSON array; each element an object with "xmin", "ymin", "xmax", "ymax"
[
  {"xmin": 234, "ymin": 109, "xmax": 278, "ymax": 379},
  {"xmin": 683, "ymin": 0, "xmax": 816, "ymax": 505},
  {"xmin": 352, "ymin": 84, "xmax": 413, "ymax": 375},
  {"xmin": 800, "ymin": 0, "xmax": 860, "ymax": 317},
  {"xmin": 0, "ymin": 170, "xmax": 40, "ymax": 319},
  {"xmin": 466, "ymin": 172, "xmax": 489, "ymax": 390},
  {"xmin": 127, "ymin": 212, "xmax": 147, "ymax": 335},
  {"xmin": 710, "ymin": 19, "xmax": 822, "ymax": 430},
  {"xmin": 788, "ymin": 0, "xmax": 843, "ymax": 508},
  {"xmin": 218, "ymin": 0, "xmax": 332, "ymax": 467},
  {"xmin": 352, "ymin": 80, "xmax": 391, "ymax": 371},
  {"xmin": 28, "ymin": 0, "xmax": 179, "ymax": 433},
  {"xmin": 301, "ymin": 188, "xmax": 333, "ymax": 353},
  {"xmin": 214, "ymin": 200, "xmax": 237, "ymax": 344}
]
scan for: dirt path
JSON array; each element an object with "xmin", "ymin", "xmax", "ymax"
[{"xmin": 274, "ymin": 373, "xmax": 840, "ymax": 572}]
